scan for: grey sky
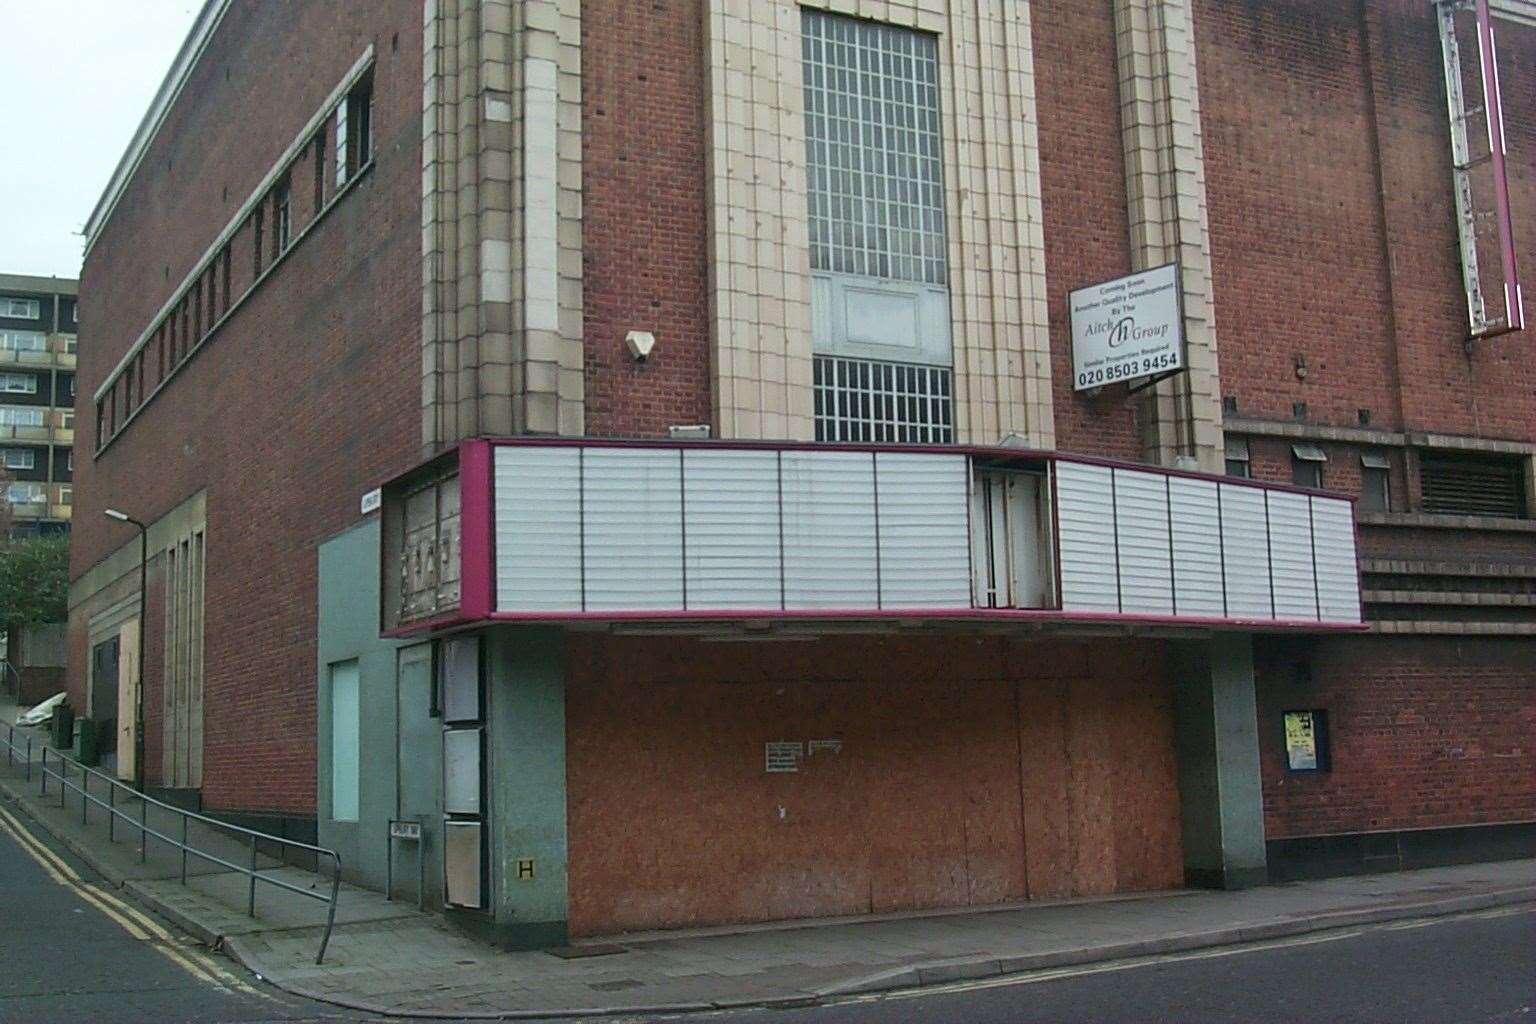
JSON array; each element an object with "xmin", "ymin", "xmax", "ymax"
[{"xmin": 0, "ymin": 0, "xmax": 200, "ymax": 280}]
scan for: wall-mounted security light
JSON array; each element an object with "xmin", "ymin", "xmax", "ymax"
[{"xmin": 625, "ymin": 330, "xmax": 655, "ymax": 364}]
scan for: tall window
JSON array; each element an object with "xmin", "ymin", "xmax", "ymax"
[
  {"xmin": 335, "ymin": 74, "xmax": 373, "ymax": 187},
  {"xmin": 273, "ymin": 177, "xmax": 291, "ymax": 256},
  {"xmin": 803, "ymin": 10, "xmax": 953, "ymax": 443},
  {"xmin": 1360, "ymin": 451, "xmax": 1391, "ymax": 512}
]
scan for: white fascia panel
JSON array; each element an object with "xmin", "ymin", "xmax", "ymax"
[
  {"xmin": 494, "ymin": 446, "xmax": 583, "ymax": 612},
  {"xmin": 1267, "ymin": 490, "xmax": 1319, "ymax": 621},
  {"xmin": 1112, "ymin": 468, "xmax": 1174, "ymax": 616},
  {"xmin": 1219, "ymin": 483, "xmax": 1274, "ymax": 619},
  {"xmin": 874, "ymin": 452, "xmax": 972, "ymax": 609},
  {"xmin": 781, "ymin": 451, "xmax": 879, "ymax": 609},
  {"xmin": 1311, "ymin": 496, "xmax": 1363, "ymax": 624},
  {"xmin": 1168, "ymin": 476, "xmax": 1226, "ymax": 618},
  {"xmin": 683, "ymin": 448, "xmax": 783, "ymax": 610},
  {"xmin": 582, "ymin": 448, "xmax": 685, "ymax": 611},
  {"xmin": 1055, "ymin": 460, "xmax": 1120, "ymax": 614}
]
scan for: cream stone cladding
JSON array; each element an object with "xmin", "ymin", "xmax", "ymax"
[
  {"xmin": 421, "ymin": 0, "xmax": 584, "ymax": 452},
  {"xmin": 703, "ymin": 0, "xmax": 1054, "ymax": 446},
  {"xmin": 1114, "ymin": 0, "xmax": 1225, "ymax": 471}
]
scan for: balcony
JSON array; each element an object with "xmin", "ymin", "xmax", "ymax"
[
  {"xmin": 0, "ymin": 334, "xmax": 76, "ymax": 370},
  {"xmin": 382, "ymin": 440, "xmax": 1363, "ymax": 637},
  {"xmin": 0, "ymin": 409, "xmax": 74, "ymax": 444},
  {"xmin": 5, "ymin": 484, "xmax": 72, "ymax": 523}
]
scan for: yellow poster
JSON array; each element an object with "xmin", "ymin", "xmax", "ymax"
[{"xmin": 1284, "ymin": 711, "xmax": 1317, "ymax": 771}]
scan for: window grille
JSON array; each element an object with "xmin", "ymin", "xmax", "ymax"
[
  {"xmin": 802, "ymin": 10, "xmax": 946, "ymax": 287},
  {"xmin": 814, "ymin": 355, "xmax": 953, "ymax": 444}
]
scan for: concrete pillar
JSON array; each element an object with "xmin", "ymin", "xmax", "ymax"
[
  {"xmin": 486, "ymin": 626, "xmax": 569, "ymax": 948},
  {"xmin": 1170, "ymin": 634, "xmax": 1267, "ymax": 889}
]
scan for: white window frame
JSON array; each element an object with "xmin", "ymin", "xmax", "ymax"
[
  {"xmin": 0, "ymin": 372, "xmax": 39, "ymax": 394},
  {"xmin": 1360, "ymin": 451, "xmax": 1391, "ymax": 512},
  {"xmin": 0, "ymin": 406, "xmax": 44, "ymax": 427},
  {"xmin": 2, "ymin": 448, "xmax": 36, "ymax": 470},
  {"xmin": 0, "ymin": 330, "xmax": 47, "ymax": 351},
  {"xmin": 5, "ymin": 482, "xmax": 45, "ymax": 504},
  {"xmin": 2, "ymin": 297, "xmax": 40, "ymax": 319}
]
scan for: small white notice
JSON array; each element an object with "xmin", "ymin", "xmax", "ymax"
[
  {"xmin": 807, "ymin": 739, "xmax": 843, "ymax": 756},
  {"xmin": 360, "ymin": 487, "xmax": 383, "ymax": 515},
  {"xmin": 765, "ymin": 741, "xmax": 803, "ymax": 773},
  {"xmin": 1070, "ymin": 263, "xmax": 1185, "ymax": 391}
]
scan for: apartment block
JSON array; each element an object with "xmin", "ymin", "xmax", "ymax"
[
  {"xmin": 68, "ymin": 0, "xmax": 1535, "ymax": 945},
  {"xmin": 0, "ymin": 273, "xmax": 77, "ymax": 539}
]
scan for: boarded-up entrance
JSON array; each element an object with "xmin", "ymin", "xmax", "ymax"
[{"xmin": 565, "ymin": 635, "xmax": 1183, "ymax": 936}]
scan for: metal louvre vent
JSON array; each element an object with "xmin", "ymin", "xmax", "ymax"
[
  {"xmin": 1420, "ymin": 454, "xmax": 1527, "ymax": 518},
  {"xmin": 814, "ymin": 355, "xmax": 953, "ymax": 443}
]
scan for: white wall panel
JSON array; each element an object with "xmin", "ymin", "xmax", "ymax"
[
  {"xmin": 781, "ymin": 451, "xmax": 879, "ymax": 608},
  {"xmin": 583, "ymin": 448, "xmax": 684, "ymax": 610},
  {"xmin": 1219, "ymin": 483, "xmax": 1274, "ymax": 619},
  {"xmin": 1311, "ymin": 496, "xmax": 1362, "ymax": 623},
  {"xmin": 1112, "ymin": 468, "xmax": 1174, "ymax": 615},
  {"xmin": 1055, "ymin": 461, "xmax": 1120, "ymax": 613},
  {"xmin": 875, "ymin": 453, "xmax": 972, "ymax": 608},
  {"xmin": 683, "ymin": 449, "xmax": 783, "ymax": 609},
  {"xmin": 1267, "ymin": 491, "xmax": 1319, "ymax": 621},
  {"xmin": 1168, "ymin": 476, "xmax": 1225, "ymax": 618},
  {"xmin": 495, "ymin": 446, "xmax": 582, "ymax": 611}
]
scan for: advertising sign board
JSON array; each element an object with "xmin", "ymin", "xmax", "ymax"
[{"xmin": 1070, "ymin": 263, "xmax": 1186, "ymax": 392}]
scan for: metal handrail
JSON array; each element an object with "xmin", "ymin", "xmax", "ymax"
[{"xmin": 2, "ymin": 721, "xmax": 342, "ymax": 963}]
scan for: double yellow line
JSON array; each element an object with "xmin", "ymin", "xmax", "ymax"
[{"xmin": 0, "ymin": 803, "xmax": 255, "ymax": 993}]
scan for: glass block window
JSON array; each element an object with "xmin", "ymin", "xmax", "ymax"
[
  {"xmin": 814, "ymin": 355, "xmax": 953, "ymax": 443},
  {"xmin": 802, "ymin": 10, "xmax": 947, "ymax": 286}
]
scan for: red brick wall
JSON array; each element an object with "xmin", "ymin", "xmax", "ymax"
[
  {"xmin": 1032, "ymin": 0, "xmax": 1141, "ymax": 460},
  {"xmin": 1256, "ymin": 636, "xmax": 1536, "ymax": 838},
  {"xmin": 581, "ymin": 0, "xmax": 714, "ymax": 438},
  {"xmin": 564, "ymin": 635, "xmax": 1181, "ymax": 936},
  {"xmin": 1197, "ymin": 1, "xmax": 1536, "ymax": 453},
  {"xmin": 73, "ymin": 3, "xmax": 423, "ymax": 814}
]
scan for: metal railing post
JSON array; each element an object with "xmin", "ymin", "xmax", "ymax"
[
  {"xmin": 181, "ymin": 816, "xmax": 188, "ymax": 884},
  {"xmin": 139, "ymin": 796, "xmax": 148, "ymax": 864},
  {"xmin": 25, "ymin": 736, "xmax": 31, "ymax": 783},
  {"xmin": 316, "ymin": 854, "xmax": 342, "ymax": 965},
  {"xmin": 248, "ymin": 836, "xmax": 259, "ymax": 917},
  {"xmin": 39, "ymin": 747, "xmax": 47, "ymax": 797},
  {"xmin": 59, "ymin": 760, "xmax": 67, "ymax": 809},
  {"xmin": 81, "ymin": 770, "xmax": 89, "ymax": 825},
  {"xmin": 108, "ymin": 783, "xmax": 115, "ymax": 842}
]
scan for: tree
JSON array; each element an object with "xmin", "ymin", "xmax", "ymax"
[{"xmin": 0, "ymin": 534, "xmax": 69, "ymax": 630}]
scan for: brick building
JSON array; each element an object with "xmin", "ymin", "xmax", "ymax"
[{"xmin": 69, "ymin": 0, "xmax": 1533, "ymax": 946}]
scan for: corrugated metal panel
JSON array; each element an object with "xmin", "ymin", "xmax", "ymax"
[
  {"xmin": 1055, "ymin": 460, "xmax": 1120, "ymax": 613},
  {"xmin": 1219, "ymin": 483, "xmax": 1274, "ymax": 619},
  {"xmin": 781, "ymin": 451, "xmax": 879, "ymax": 608},
  {"xmin": 1267, "ymin": 491, "xmax": 1319, "ymax": 620},
  {"xmin": 1311, "ymin": 496, "xmax": 1362, "ymax": 623},
  {"xmin": 1112, "ymin": 468, "xmax": 1174, "ymax": 615},
  {"xmin": 583, "ymin": 448, "xmax": 684, "ymax": 610},
  {"xmin": 494, "ymin": 446, "xmax": 582, "ymax": 611},
  {"xmin": 1168, "ymin": 476, "xmax": 1225, "ymax": 618},
  {"xmin": 875, "ymin": 452, "xmax": 972, "ymax": 608},
  {"xmin": 682, "ymin": 449, "xmax": 783, "ymax": 609}
]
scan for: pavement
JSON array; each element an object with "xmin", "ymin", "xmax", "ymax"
[{"xmin": 4, "ymin": 703, "xmax": 1535, "ymax": 1020}]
